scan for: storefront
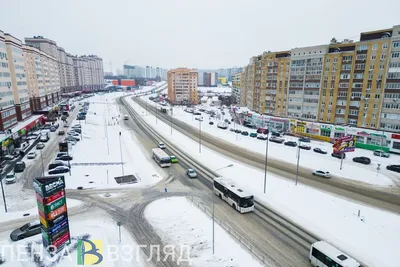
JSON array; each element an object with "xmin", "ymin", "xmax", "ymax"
[
  {"xmin": 353, "ymin": 130, "xmax": 389, "ymax": 152},
  {"xmin": 320, "ymin": 125, "xmax": 332, "ymax": 138},
  {"xmin": 389, "ymin": 134, "xmax": 400, "ymax": 154},
  {"xmin": 332, "ymin": 126, "xmax": 346, "ymax": 139}
]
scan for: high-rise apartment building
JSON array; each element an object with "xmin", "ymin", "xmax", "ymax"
[
  {"xmin": 232, "ymin": 72, "xmax": 241, "ymax": 103},
  {"xmin": 198, "ymin": 72, "xmax": 218, "ymax": 87},
  {"xmin": 167, "ymin": 68, "xmax": 198, "ymax": 104},
  {"xmin": 25, "ymin": 36, "xmax": 104, "ymax": 93},
  {"xmin": 241, "ymin": 24, "xmax": 400, "ymax": 130}
]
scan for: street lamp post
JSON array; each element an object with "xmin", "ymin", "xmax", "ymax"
[
  {"xmin": 170, "ymin": 107, "xmax": 173, "ymax": 135},
  {"xmin": 0, "ymin": 178, "xmax": 7, "ymax": 213},
  {"xmin": 40, "ymin": 149, "xmax": 45, "ymax": 176},
  {"xmin": 199, "ymin": 117, "xmax": 202, "ymax": 153},
  {"xmin": 212, "ymin": 164, "xmax": 233, "ymax": 255},
  {"xmin": 119, "ymin": 132, "xmax": 124, "ymax": 175},
  {"xmin": 263, "ymin": 133, "xmax": 269, "ymax": 193},
  {"xmin": 295, "ymin": 141, "xmax": 301, "ymax": 185}
]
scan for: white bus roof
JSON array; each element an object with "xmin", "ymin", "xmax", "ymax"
[
  {"xmin": 152, "ymin": 148, "xmax": 170, "ymax": 159},
  {"xmin": 312, "ymin": 241, "xmax": 360, "ymax": 267},
  {"xmin": 214, "ymin": 177, "xmax": 253, "ymax": 198}
]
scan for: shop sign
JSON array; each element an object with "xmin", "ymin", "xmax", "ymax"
[
  {"xmin": 297, "ymin": 121, "xmax": 306, "ymax": 127},
  {"xmin": 47, "ymin": 204, "xmax": 67, "ymax": 221},
  {"xmin": 334, "ymin": 127, "xmax": 345, "ymax": 132},
  {"xmin": 333, "ymin": 135, "xmax": 356, "ymax": 153},
  {"xmin": 392, "ymin": 134, "xmax": 400, "ymax": 140},
  {"xmin": 357, "ymin": 131, "xmax": 370, "ymax": 137},
  {"xmin": 370, "ymin": 133, "xmax": 386, "ymax": 138},
  {"xmin": 45, "ymin": 197, "xmax": 66, "ymax": 213},
  {"xmin": 45, "ymin": 190, "xmax": 65, "ymax": 204},
  {"xmin": 34, "ymin": 176, "xmax": 65, "ymax": 198},
  {"xmin": 346, "ymin": 128, "xmax": 358, "ymax": 135}
]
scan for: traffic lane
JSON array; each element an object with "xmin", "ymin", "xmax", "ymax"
[{"xmin": 139, "ymin": 99, "xmax": 400, "ymax": 213}]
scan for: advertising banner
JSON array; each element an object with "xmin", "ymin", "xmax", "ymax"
[
  {"xmin": 333, "ymin": 135, "xmax": 356, "ymax": 153},
  {"xmin": 33, "ymin": 176, "xmax": 70, "ymax": 253}
]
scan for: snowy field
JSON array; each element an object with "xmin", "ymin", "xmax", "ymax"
[
  {"xmin": 144, "ymin": 96, "xmax": 400, "ymax": 188},
  {"xmin": 0, "ymin": 210, "xmax": 151, "ymax": 267},
  {"xmin": 128, "ymin": 96, "xmax": 400, "ymax": 267},
  {"xmin": 145, "ymin": 197, "xmax": 263, "ymax": 267},
  {"xmin": 56, "ymin": 92, "xmax": 163, "ymax": 190}
]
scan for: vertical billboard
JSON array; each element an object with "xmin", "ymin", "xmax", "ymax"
[
  {"xmin": 332, "ymin": 135, "xmax": 356, "ymax": 153},
  {"xmin": 33, "ymin": 176, "xmax": 70, "ymax": 253}
]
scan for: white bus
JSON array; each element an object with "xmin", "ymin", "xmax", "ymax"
[
  {"xmin": 310, "ymin": 241, "xmax": 360, "ymax": 267},
  {"xmin": 213, "ymin": 177, "xmax": 254, "ymax": 213},
  {"xmin": 152, "ymin": 148, "xmax": 171, "ymax": 167}
]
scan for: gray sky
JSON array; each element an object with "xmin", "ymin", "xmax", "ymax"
[{"xmin": 1, "ymin": 0, "xmax": 400, "ymax": 73}]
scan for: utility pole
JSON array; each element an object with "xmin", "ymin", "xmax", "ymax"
[
  {"xmin": 119, "ymin": 132, "xmax": 124, "ymax": 175},
  {"xmin": 0, "ymin": 178, "xmax": 7, "ymax": 213},
  {"xmin": 199, "ymin": 117, "xmax": 202, "ymax": 153},
  {"xmin": 295, "ymin": 141, "xmax": 301, "ymax": 185}
]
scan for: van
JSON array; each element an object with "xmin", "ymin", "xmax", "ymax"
[{"xmin": 14, "ymin": 161, "xmax": 26, "ymax": 173}]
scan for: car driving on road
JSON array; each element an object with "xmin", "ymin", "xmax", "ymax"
[
  {"xmin": 313, "ymin": 147, "xmax": 327, "ymax": 154},
  {"xmin": 284, "ymin": 141, "xmax": 297, "ymax": 147},
  {"xmin": 312, "ymin": 170, "xmax": 331, "ymax": 178},
  {"xmin": 13, "ymin": 161, "xmax": 26, "ymax": 173},
  {"xmin": 186, "ymin": 169, "xmax": 197, "ymax": 178},
  {"xmin": 158, "ymin": 142, "xmax": 166, "ymax": 149},
  {"xmin": 331, "ymin": 152, "xmax": 346, "ymax": 159},
  {"xmin": 10, "ymin": 221, "xmax": 41, "ymax": 241},
  {"xmin": 298, "ymin": 144, "xmax": 311, "ymax": 150},
  {"xmin": 269, "ymin": 136, "xmax": 285, "ymax": 143},
  {"xmin": 352, "ymin": 156, "xmax": 371, "ymax": 165},
  {"xmin": 5, "ymin": 172, "xmax": 16, "ymax": 184},
  {"xmin": 27, "ymin": 151, "xmax": 36, "ymax": 159},
  {"xmin": 56, "ymin": 155, "xmax": 73, "ymax": 161},
  {"xmin": 36, "ymin": 143, "xmax": 45, "ymax": 150},
  {"xmin": 386, "ymin": 165, "xmax": 400, "ymax": 173},
  {"xmin": 170, "ymin": 155, "xmax": 178, "ymax": 163}
]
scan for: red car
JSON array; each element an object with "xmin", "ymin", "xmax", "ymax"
[{"xmin": 257, "ymin": 128, "xmax": 269, "ymax": 134}]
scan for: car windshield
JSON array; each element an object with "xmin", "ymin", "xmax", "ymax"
[
  {"xmin": 20, "ymin": 223, "xmax": 31, "ymax": 231},
  {"xmin": 189, "ymin": 169, "xmax": 195, "ymax": 173},
  {"xmin": 6, "ymin": 174, "xmax": 14, "ymax": 178}
]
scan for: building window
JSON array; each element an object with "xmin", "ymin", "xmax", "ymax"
[
  {"xmin": 372, "ymin": 44, "xmax": 377, "ymax": 50},
  {"xmin": 383, "ymin": 43, "xmax": 389, "ymax": 49},
  {"xmin": 371, "ymin": 55, "xmax": 376, "ymax": 60},
  {"xmin": 392, "ymin": 52, "xmax": 400, "ymax": 58}
]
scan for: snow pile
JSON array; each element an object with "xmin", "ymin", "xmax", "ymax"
[{"xmin": 145, "ymin": 197, "xmax": 263, "ymax": 267}]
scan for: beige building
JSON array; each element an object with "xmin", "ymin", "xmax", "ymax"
[{"xmin": 167, "ymin": 68, "xmax": 198, "ymax": 104}]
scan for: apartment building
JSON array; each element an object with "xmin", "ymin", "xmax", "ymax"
[
  {"xmin": 231, "ymin": 72, "xmax": 241, "ymax": 103},
  {"xmin": 25, "ymin": 36, "xmax": 104, "ymax": 93},
  {"xmin": 241, "ymin": 24, "xmax": 400, "ymax": 131},
  {"xmin": 167, "ymin": 68, "xmax": 198, "ymax": 104}
]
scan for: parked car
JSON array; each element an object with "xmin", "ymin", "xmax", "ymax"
[
  {"xmin": 250, "ymin": 133, "xmax": 257, "ymax": 138},
  {"xmin": 49, "ymin": 161, "xmax": 69, "ymax": 170},
  {"xmin": 209, "ymin": 121, "xmax": 214, "ymax": 125},
  {"xmin": 3, "ymin": 155, "xmax": 15, "ymax": 161},
  {"xmin": 257, "ymin": 134, "xmax": 268, "ymax": 140},
  {"xmin": 73, "ymin": 128, "xmax": 81, "ymax": 134},
  {"xmin": 257, "ymin": 128, "xmax": 269, "ymax": 134},
  {"xmin": 72, "ymin": 124, "xmax": 81, "ymax": 129},
  {"xmin": 77, "ymin": 115, "xmax": 86, "ymax": 120},
  {"xmin": 186, "ymin": 169, "xmax": 197, "ymax": 178},
  {"xmin": 373, "ymin": 149, "xmax": 390, "ymax": 158},
  {"xmin": 65, "ymin": 136, "xmax": 77, "ymax": 143},
  {"xmin": 158, "ymin": 142, "xmax": 166, "ymax": 149},
  {"xmin": 170, "ymin": 155, "xmax": 178, "ymax": 163},
  {"xmin": 67, "ymin": 132, "xmax": 80, "ymax": 141},
  {"xmin": 386, "ymin": 165, "xmax": 400, "ymax": 173},
  {"xmin": 14, "ymin": 161, "xmax": 26, "ymax": 173},
  {"xmin": 63, "ymin": 124, "xmax": 69, "ymax": 128},
  {"xmin": 284, "ymin": 141, "xmax": 297, "ymax": 147},
  {"xmin": 312, "ymin": 170, "xmax": 331, "ymax": 178},
  {"xmin": 56, "ymin": 152, "xmax": 68, "ymax": 158},
  {"xmin": 352, "ymin": 156, "xmax": 371, "ymax": 165},
  {"xmin": 5, "ymin": 172, "xmax": 16, "ymax": 184},
  {"xmin": 298, "ymin": 144, "xmax": 311, "ymax": 150},
  {"xmin": 269, "ymin": 136, "xmax": 285, "ymax": 143},
  {"xmin": 229, "ymin": 128, "xmax": 235, "ymax": 132},
  {"xmin": 234, "ymin": 129, "xmax": 242, "ymax": 134},
  {"xmin": 27, "ymin": 151, "xmax": 36, "ymax": 159},
  {"xmin": 36, "ymin": 143, "xmax": 45, "ymax": 150},
  {"xmin": 299, "ymin": 137, "xmax": 311, "ymax": 143},
  {"xmin": 50, "ymin": 126, "xmax": 56, "ymax": 132},
  {"xmin": 195, "ymin": 117, "xmax": 203, "ymax": 121},
  {"xmin": 313, "ymin": 147, "xmax": 327, "ymax": 154},
  {"xmin": 10, "ymin": 221, "xmax": 41, "ymax": 241},
  {"xmin": 40, "ymin": 135, "xmax": 49, "ymax": 142},
  {"xmin": 48, "ymin": 166, "xmax": 70, "ymax": 175},
  {"xmin": 124, "ymin": 115, "xmax": 129, "ymax": 120},
  {"xmin": 271, "ymin": 131, "xmax": 281, "ymax": 137},
  {"xmin": 55, "ymin": 155, "xmax": 73, "ymax": 161},
  {"xmin": 331, "ymin": 152, "xmax": 346, "ymax": 159},
  {"xmin": 58, "ymin": 130, "xmax": 65, "ymax": 136},
  {"xmin": 241, "ymin": 131, "xmax": 249, "ymax": 136}
]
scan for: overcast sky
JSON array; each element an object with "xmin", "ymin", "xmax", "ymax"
[{"xmin": 1, "ymin": 0, "xmax": 400, "ymax": 73}]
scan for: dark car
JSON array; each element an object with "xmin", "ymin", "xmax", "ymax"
[
  {"xmin": 58, "ymin": 130, "xmax": 65, "ymax": 136},
  {"xmin": 386, "ymin": 165, "xmax": 400, "ymax": 173},
  {"xmin": 299, "ymin": 137, "xmax": 311, "ymax": 143},
  {"xmin": 284, "ymin": 141, "xmax": 297, "ymax": 147},
  {"xmin": 234, "ymin": 129, "xmax": 242, "ymax": 134},
  {"xmin": 298, "ymin": 144, "xmax": 311, "ymax": 150},
  {"xmin": 241, "ymin": 131, "xmax": 249, "ymax": 136},
  {"xmin": 271, "ymin": 131, "xmax": 281, "ymax": 137},
  {"xmin": 77, "ymin": 115, "xmax": 86, "ymax": 120},
  {"xmin": 10, "ymin": 221, "xmax": 41, "ymax": 241},
  {"xmin": 3, "ymin": 155, "xmax": 15, "ymax": 161},
  {"xmin": 313, "ymin": 147, "xmax": 327, "ymax": 154},
  {"xmin": 269, "ymin": 136, "xmax": 285, "ymax": 143},
  {"xmin": 352, "ymin": 156, "xmax": 371, "ymax": 165},
  {"xmin": 48, "ymin": 166, "xmax": 70, "ymax": 174},
  {"xmin": 13, "ymin": 161, "xmax": 26, "ymax": 173},
  {"xmin": 56, "ymin": 155, "xmax": 73, "ymax": 161},
  {"xmin": 49, "ymin": 161, "xmax": 69, "ymax": 170},
  {"xmin": 250, "ymin": 133, "xmax": 257, "ymax": 138},
  {"xmin": 331, "ymin": 152, "xmax": 346, "ymax": 159},
  {"xmin": 73, "ymin": 128, "xmax": 82, "ymax": 133},
  {"xmin": 209, "ymin": 121, "xmax": 214, "ymax": 125}
]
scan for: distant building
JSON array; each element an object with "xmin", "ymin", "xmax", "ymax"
[
  {"xmin": 198, "ymin": 72, "xmax": 218, "ymax": 87},
  {"xmin": 232, "ymin": 72, "xmax": 241, "ymax": 104},
  {"xmin": 218, "ymin": 77, "xmax": 227, "ymax": 85},
  {"xmin": 123, "ymin": 64, "xmax": 167, "ymax": 79},
  {"xmin": 167, "ymin": 68, "xmax": 198, "ymax": 104}
]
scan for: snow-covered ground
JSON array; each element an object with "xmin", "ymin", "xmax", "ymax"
[
  {"xmin": 0, "ymin": 198, "xmax": 82, "ymax": 223},
  {"xmin": 0, "ymin": 210, "xmax": 151, "ymax": 267},
  {"xmin": 57, "ymin": 92, "xmax": 162, "ymax": 190},
  {"xmin": 144, "ymin": 96, "xmax": 400, "ymax": 188},
  {"xmin": 128, "ymin": 96, "xmax": 400, "ymax": 267},
  {"xmin": 145, "ymin": 197, "xmax": 263, "ymax": 267}
]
